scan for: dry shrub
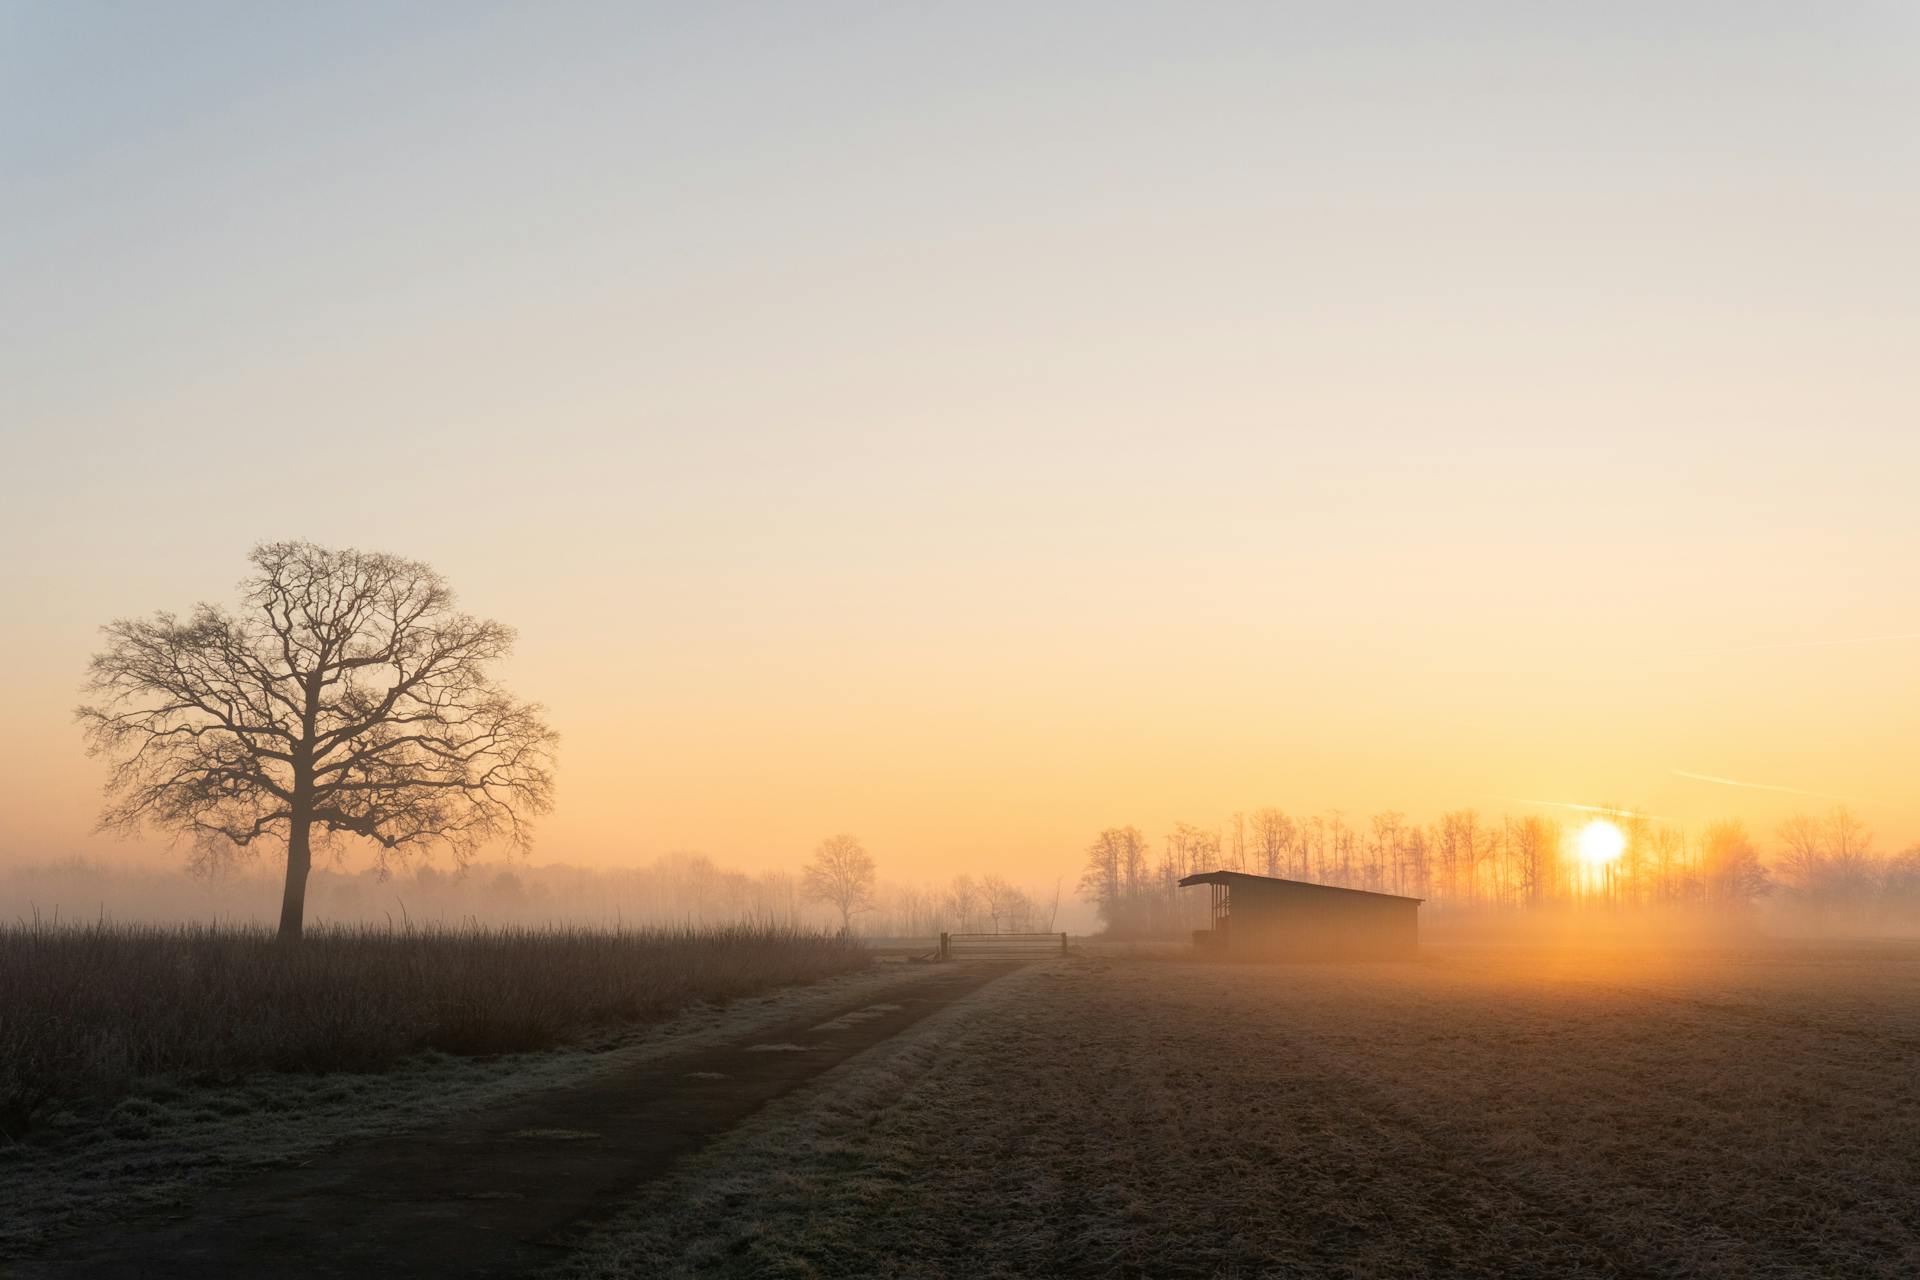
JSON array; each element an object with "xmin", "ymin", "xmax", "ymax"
[{"xmin": 0, "ymin": 922, "xmax": 866, "ymax": 1134}]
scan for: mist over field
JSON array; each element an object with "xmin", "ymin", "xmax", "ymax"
[
  {"xmin": 7, "ymin": 2, "xmax": 1920, "ymax": 1276},
  {"xmin": 11, "ymin": 796, "xmax": 1920, "ymax": 944},
  {"xmin": 0, "ymin": 854, "xmax": 1075, "ymax": 936}
]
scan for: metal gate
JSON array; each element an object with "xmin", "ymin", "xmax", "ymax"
[{"xmin": 938, "ymin": 931, "xmax": 1068, "ymax": 961}]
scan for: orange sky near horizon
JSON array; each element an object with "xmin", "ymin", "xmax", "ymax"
[{"xmin": 3, "ymin": 3, "xmax": 1917, "ymax": 888}]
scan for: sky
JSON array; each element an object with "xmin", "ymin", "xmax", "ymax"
[{"xmin": 3, "ymin": 1, "xmax": 1917, "ymax": 886}]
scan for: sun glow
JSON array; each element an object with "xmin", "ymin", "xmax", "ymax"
[{"xmin": 1576, "ymin": 819, "xmax": 1627, "ymax": 867}]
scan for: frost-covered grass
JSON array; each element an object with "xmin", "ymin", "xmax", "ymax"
[
  {"xmin": 1, "ymin": 960, "xmax": 933, "ymax": 1258},
  {"xmin": 561, "ymin": 943, "xmax": 1920, "ymax": 1279},
  {"xmin": 0, "ymin": 921, "xmax": 867, "ymax": 1134}
]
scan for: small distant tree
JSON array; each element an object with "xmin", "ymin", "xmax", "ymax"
[
  {"xmin": 1820, "ymin": 806, "xmax": 1879, "ymax": 899},
  {"xmin": 1650, "ymin": 825, "xmax": 1688, "ymax": 903},
  {"xmin": 1249, "ymin": 808, "xmax": 1293, "ymax": 878},
  {"xmin": 1077, "ymin": 825, "xmax": 1150, "ymax": 933},
  {"xmin": 1775, "ymin": 812, "xmax": 1826, "ymax": 895},
  {"xmin": 79, "ymin": 541, "xmax": 556, "ymax": 940},
  {"xmin": 1367, "ymin": 811, "xmax": 1403, "ymax": 894},
  {"xmin": 803, "ymin": 833, "xmax": 876, "ymax": 932},
  {"xmin": 981, "ymin": 875, "xmax": 1033, "ymax": 933},
  {"xmin": 946, "ymin": 873, "xmax": 982, "ymax": 932},
  {"xmin": 1882, "ymin": 848, "xmax": 1920, "ymax": 902},
  {"xmin": 1505, "ymin": 815, "xmax": 1559, "ymax": 907},
  {"xmin": 1701, "ymin": 819, "xmax": 1772, "ymax": 907}
]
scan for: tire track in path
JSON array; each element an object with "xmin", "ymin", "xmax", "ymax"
[{"xmin": 17, "ymin": 963, "xmax": 1019, "ymax": 1279}]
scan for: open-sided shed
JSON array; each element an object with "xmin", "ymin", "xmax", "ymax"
[{"xmin": 1178, "ymin": 870, "xmax": 1422, "ymax": 959}]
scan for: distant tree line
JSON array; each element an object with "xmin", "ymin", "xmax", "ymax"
[
  {"xmin": 1078, "ymin": 806, "xmax": 1920, "ymax": 937},
  {"xmin": 4, "ymin": 850, "xmax": 1059, "ymax": 939},
  {"xmin": 860, "ymin": 873, "xmax": 1062, "ymax": 939},
  {"xmin": 795, "ymin": 833, "xmax": 1059, "ymax": 937}
]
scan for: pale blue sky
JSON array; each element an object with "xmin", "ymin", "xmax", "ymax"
[{"xmin": 4, "ymin": 2, "xmax": 1917, "ymax": 872}]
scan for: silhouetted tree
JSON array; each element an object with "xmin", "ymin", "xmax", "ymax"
[
  {"xmin": 1701, "ymin": 819, "xmax": 1771, "ymax": 906},
  {"xmin": 980, "ymin": 874, "xmax": 1034, "ymax": 932},
  {"xmin": 79, "ymin": 541, "xmax": 556, "ymax": 939},
  {"xmin": 1819, "ymin": 806, "xmax": 1879, "ymax": 899},
  {"xmin": 1882, "ymin": 848, "xmax": 1920, "ymax": 901},
  {"xmin": 1506, "ymin": 815, "xmax": 1560, "ymax": 907},
  {"xmin": 803, "ymin": 833, "xmax": 876, "ymax": 931},
  {"xmin": 1078, "ymin": 825, "xmax": 1151, "ymax": 933},
  {"xmin": 1775, "ymin": 813, "xmax": 1826, "ymax": 895},
  {"xmin": 1367, "ymin": 811, "xmax": 1403, "ymax": 894},
  {"xmin": 1249, "ymin": 808, "xmax": 1293, "ymax": 878},
  {"xmin": 1777, "ymin": 807, "xmax": 1878, "ymax": 903},
  {"xmin": 946, "ymin": 873, "xmax": 982, "ymax": 932},
  {"xmin": 1650, "ymin": 825, "xmax": 1687, "ymax": 903}
]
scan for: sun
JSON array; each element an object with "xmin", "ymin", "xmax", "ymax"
[{"xmin": 1576, "ymin": 819, "xmax": 1627, "ymax": 867}]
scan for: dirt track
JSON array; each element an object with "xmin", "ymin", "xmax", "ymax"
[{"xmin": 17, "ymin": 963, "xmax": 1017, "ymax": 1278}]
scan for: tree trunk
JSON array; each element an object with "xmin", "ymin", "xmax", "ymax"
[{"xmin": 278, "ymin": 814, "xmax": 312, "ymax": 941}]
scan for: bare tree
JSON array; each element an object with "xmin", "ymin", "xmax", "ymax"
[
  {"xmin": 1077, "ymin": 825, "xmax": 1150, "ymax": 933},
  {"xmin": 946, "ymin": 873, "xmax": 982, "ymax": 932},
  {"xmin": 1326, "ymin": 810, "xmax": 1356, "ymax": 888},
  {"xmin": 1367, "ymin": 811, "xmax": 1403, "ymax": 894},
  {"xmin": 803, "ymin": 833, "xmax": 876, "ymax": 932},
  {"xmin": 1820, "ymin": 806, "xmax": 1878, "ymax": 899},
  {"xmin": 1650, "ymin": 825, "xmax": 1687, "ymax": 903},
  {"xmin": 79, "ymin": 542, "xmax": 556, "ymax": 940},
  {"xmin": 1775, "ymin": 812, "xmax": 1826, "ymax": 894},
  {"xmin": 1505, "ymin": 815, "xmax": 1559, "ymax": 907},
  {"xmin": 980, "ymin": 875, "xmax": 1032, "ymax": 932},
  {"xmin": 1398, "ymin": 825, "xmax": 1431, "ymax": 899},
  {"xmin": 1249, "ymin": 808, "xmax": 1293, "ymax": 878},
  {"xmin": 1701, "ymin": 819, "xmax": 1771, "ymax": 907}
]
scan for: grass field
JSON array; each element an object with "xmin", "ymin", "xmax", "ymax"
[
  {"xmin": 0, "ymin": 922, "xmax": 868, "ymax": 1135},
  {"xmin": 564, "ymin": 940, "xmax": 1920, "ymax": 1279}
]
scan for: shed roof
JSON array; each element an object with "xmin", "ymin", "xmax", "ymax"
[{"xmin": 1176, "ymin": 869, "xmax": 1425, "ymax": 905}]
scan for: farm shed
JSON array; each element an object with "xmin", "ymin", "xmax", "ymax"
[{"xmin": 1178, "ymin": 871, "xmax": 1422, "ymax": 959}]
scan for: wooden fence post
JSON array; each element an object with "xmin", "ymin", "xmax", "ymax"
[{"xmin": 939, "ymin": 931, "xmax": 949, "ymax": 961}]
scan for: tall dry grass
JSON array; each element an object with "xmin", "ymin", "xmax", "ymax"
[{"xmin": 0, "ymin": 921, "xmax": 866, "ymax": 1133}]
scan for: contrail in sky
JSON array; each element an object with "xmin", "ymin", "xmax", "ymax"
[
  {"xmin": 1670, "ymin": 770, "xmax": 1863, "ymax": 804},
  {"xmin": 1508, "ymin": 798, "xmax": 1665, "ymax": 821},
  {"xmin": 1696, "ymin": 632, "xmax": 1920, "ymax": 654}
]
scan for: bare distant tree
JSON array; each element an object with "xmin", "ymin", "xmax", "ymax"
[
  {"xmin": 1650, "ymin": 825, "xmax": 1688, "ymax": 903},
  {"xmin": 1701, "ymin": 820, "xmax": 1771, "ymax": 906},
  {"xmin": 946, "ymin": 873, "xmax": 982, "ymax": 932},
  {"xmin": 1439, "ymin": 810, "xmax": 1480, "ymax": 904},
  {"xmin": 1775, "ymin": 813, "xmax": 1826, "ymax": 893},
  {"xmin": 1249, "ymin": 808, "xmax": 1293, "ymax": 878},
  {"xmin": 79, "ymin": 542, "xmax": 556, "ymax": 939},
  {"xmin": 1398, "ymin": 825, "xmax": 1431, "ymax": 899},
  {"xmin": 1883, "ymin": 847, "xmax": 1920, "ymax": 901},
  {"xmin": 1367, "ymin": 811, "xmax": 1404, "ymax": 894},
  {"xmin": 981, "ymin": 875, "xmax": 1035, "ymax": 933},
  {"xmin": 1505, "ymin": 815, "xmax": 1559, "ymax": 907},
  {"xmin": 803, "ymin": 833, "xmax": 876, "ymax": 932},
  {"xmin": 1077, "ymin": 825, "xmax": 1148, "ymax": 930},
  {"xmin": 1820, "ymin": 806, "xmax": 1878, "ymax": 897},
  {"xmin": 1326, "ymin": 810, "xmax": 1356, "ymax": 888}
]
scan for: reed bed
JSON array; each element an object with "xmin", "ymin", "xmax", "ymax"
[{"xmin": 0, "ymin": 921, "xmax": 867, "ymax": 1133}]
